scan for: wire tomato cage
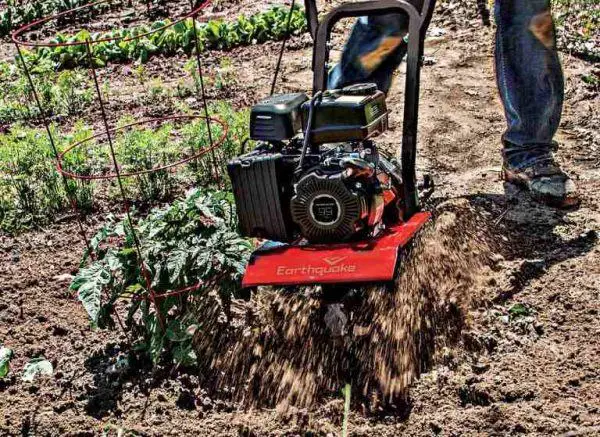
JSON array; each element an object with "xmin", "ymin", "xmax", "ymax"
[{"xmin": 12, "ymin": 0, "xmax": 226, "ymax": 332}]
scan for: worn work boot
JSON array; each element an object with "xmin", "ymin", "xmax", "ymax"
[{"xmin": 502, "ymin": 142, "xmax": 580, "ymax": 208}]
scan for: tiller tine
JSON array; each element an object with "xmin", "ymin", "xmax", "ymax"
[{"xmin": 242, "ymin": 212, "xmax": 431, "ymax": 288}]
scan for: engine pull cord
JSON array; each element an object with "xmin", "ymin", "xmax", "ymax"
[
  {"xmin": 270, "ymin": 0, "xmax": 297, "ymax": 95},
  {"xmin": 297, "ymin": 91, "xmax": 323, "ymax": 173}
]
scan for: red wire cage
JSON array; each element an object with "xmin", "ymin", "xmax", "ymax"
[{"xmin": 12, "ymin": 0, "xmax": 228, "ymax": 332}]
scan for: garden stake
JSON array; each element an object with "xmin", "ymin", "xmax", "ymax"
[
  {"xmin": 13, "ymin": 41, "xmax": 93, "ymax": 257},
  {"xmin": 269, "ymin": 0, "xmax": 296, "ymax": 96},
  {"xmin": 189, "ymin": 0, "xmax": 221, "ymax": 188},
  {"xmin": 84, "ymin": 39, "xmax": 166, "ymax": 333}
]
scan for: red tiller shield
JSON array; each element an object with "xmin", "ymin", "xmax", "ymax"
[{"xmin": 242, "ymin": 212, "xmax": 431, "ymax": 288}]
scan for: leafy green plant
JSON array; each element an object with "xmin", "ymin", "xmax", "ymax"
[
  {"xmin": 0, "ymin": 60, "xmax": 92, "ymax": 125},
  {"xmin": 22, "ymin": 357, "xmax": 54, "ymax": 382},
  {"xmin": 0, "ymin": 123, "xmax": 95, "ymax": 232},
  {"xmin": 0, "ymin": 101, "xmax": 247, "ymax": 233},
  {"xmin": 180, "ymin": 101, "xmax": 251, "ymax": 188},
  {"xmin": 0, "ymin": 346, "xmax": 13, "ymax": 378},
  {"xmin": 114, "ymin": 119, "xmax": 178, "ymax": 203},
  {"xmin": 53, "ymin": 70, "xmax": 94, "ymax": 116},
  {"xmin": 0, "ymin": 0, "xmax": 116, "ymax": 37},
  {"xmin": 508, "ymin": 303, "xmax": 531, "ymax": 320},
  {"xmin": 70, "ymin": 188, "xmax": 252, "ymax": 366},
  {"xmin": 213, "ymin": 57, "xmax": 237, "ymax": 91},
  {"xmin": 25, "ymin": 6, "xmax": 307, "ymax": 69}
]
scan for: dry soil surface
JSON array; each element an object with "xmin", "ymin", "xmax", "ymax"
[{"xmin": 1, "ymin": 1, "xmax": 599, "ymax": 436}]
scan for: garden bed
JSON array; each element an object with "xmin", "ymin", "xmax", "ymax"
[{"xmin": 0, "ymin": 0, "xmax": 599, "ymax": 435}]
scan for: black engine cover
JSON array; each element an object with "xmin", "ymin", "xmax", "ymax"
[
  {"xmin": 291, "ymin": 172, "xmax": 368, "ymax": 243},
  {"xmin": 227, "ymin": 152, "xmax": 296, "ymax": 242},
  {"xmin": 302, "ymin": 85, "xmax": 388, "ymax": 144}
]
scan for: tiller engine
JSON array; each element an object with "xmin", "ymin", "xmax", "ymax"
[{"xmin": 228, "ymin": 0, "xmax": 436, "ymax": 289}]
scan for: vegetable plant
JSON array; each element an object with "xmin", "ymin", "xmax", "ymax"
[
  {"xmin": 0, "ymin": 0, "xmax": 116, "ymax": 37},
  {"xmin": 0, "ymin": 60, "xmax": 92, "ymax": 125},
  {"xmin": 25, "ymin": 6, "xmax": 307, "ymax": 69},
  {"xmin": 0, "ymin": 124, "xmax": 91, "ymax": 232},
  {"xmin": 70, "ymin": 188, "xmax": 252, "ymax": 366},
  {"xmin": 0, "ymin": 101, "xmax": 248, "ymax": 233}
]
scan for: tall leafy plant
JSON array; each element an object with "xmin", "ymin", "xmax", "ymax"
[{"xmin": 70, "ymin": 188, "xmax": 252, "ymax": 365}]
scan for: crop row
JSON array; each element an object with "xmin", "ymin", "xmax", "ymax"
[
  {"xmin": 0, "ymin": 61, "xmax": 92, "ymax": 125},
  {"xmin": 25, "ymin": 6, "xmax": 307, "ymax": 68},
  {"xmin": 0, "ymin": 102, "xmax": 249, "ymax": 233},
  {"xmin": 0, "ymin": 0, "xmax": 116, "ymax": 38}
]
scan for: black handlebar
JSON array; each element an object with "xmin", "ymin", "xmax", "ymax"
[
  {"xmin": 304, "ymin": 0, "xmax": 436, "ymax": 218},
  {"xmin": 303, "ymin": 0, "xmax": 319, "ymax": 39}
]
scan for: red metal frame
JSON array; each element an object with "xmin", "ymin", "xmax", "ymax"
[
  {"xmin": 242, "ymin": 212, "xmax": 431, "ymax": 288},
  {"xmin": 12, "ymin": 0, "xmax": 221, "ymax": 332}
]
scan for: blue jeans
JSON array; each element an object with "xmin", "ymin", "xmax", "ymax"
[{"xmin": 328, "ymin": 0, "xmax": 564, "ymax": 150}]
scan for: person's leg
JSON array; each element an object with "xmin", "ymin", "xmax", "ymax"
[
  {"xmin": 495, "ymin": 0, "xmax": 563, "ymax": 145},
  {"xmin": 495, "ymin": 0, "xmax": 579, "ymax": 207},
  {"xmin": 328, "ymin": 14, "xmax": 409, "ymax": 93}
]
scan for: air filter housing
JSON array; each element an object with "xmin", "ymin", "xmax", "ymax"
[
  {"xmin": 227, "ymin": 152, "xmax": 297, "ymax": 242},
  {"xmin": 250, "ymin": 93, "xmax": 308, "ymax": 141}
]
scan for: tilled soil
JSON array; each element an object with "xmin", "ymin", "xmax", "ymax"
[{"xmin": 1, "ymin": 1, "xmax": 599, "ymax": 436}]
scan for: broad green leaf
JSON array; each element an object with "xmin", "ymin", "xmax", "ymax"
[
  {"xmin": 106, "ymin": 250, "xmax": 123, "ymax": 271},
  {"xmin": 0, "ymin": 346, "xmax": 13, "ymax": 378},
  {"xmin": 71, "ymin": 263, "xmax": 112, "ymax": 324},
  {"xmin": 166, "ymin": 248, "xmax": 188, "ymax": 284}
]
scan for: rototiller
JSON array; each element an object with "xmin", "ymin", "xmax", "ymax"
[{"xmin": 227, "ymin": 0, "xmax": 436, "ymax": 289}]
